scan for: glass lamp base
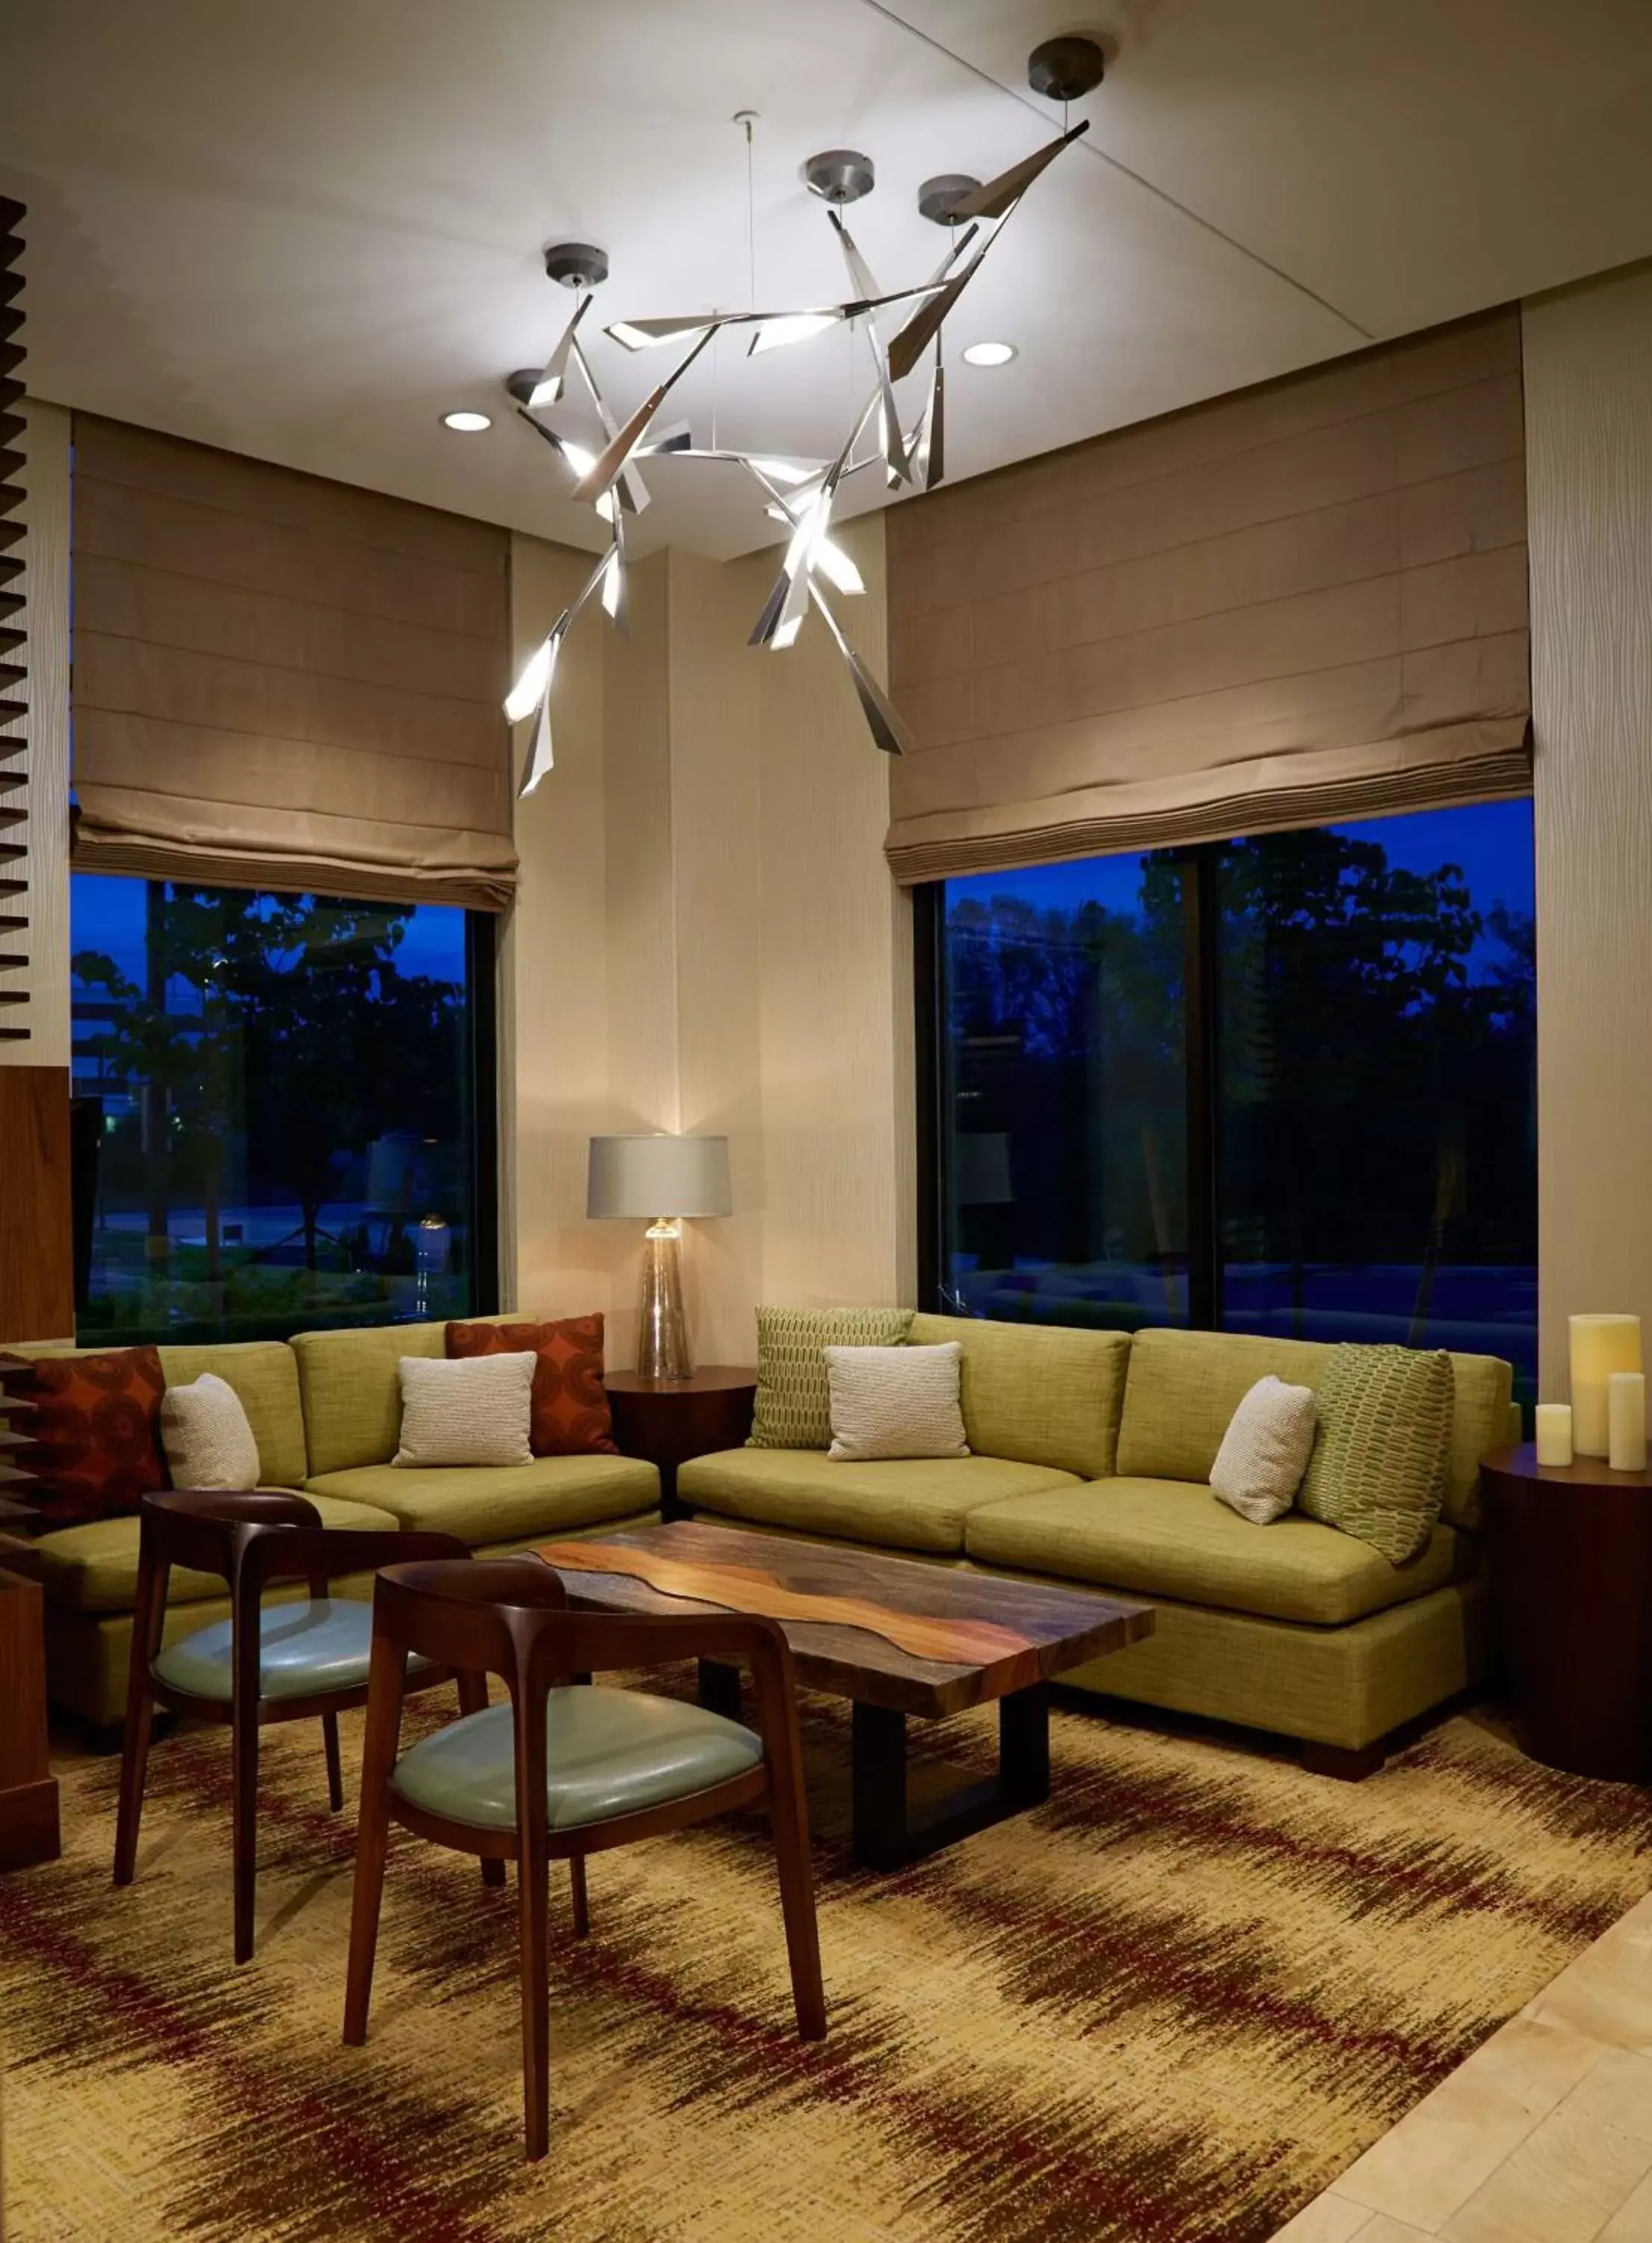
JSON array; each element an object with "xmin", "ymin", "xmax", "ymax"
[{"xmin": 637, "ymin": 1219, "xmax": 693, "ymax": 1381}]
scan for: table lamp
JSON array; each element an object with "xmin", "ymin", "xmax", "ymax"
[{"xmin": 587, "ymin": 1133, "xmax": 733, "ymax": 1380}]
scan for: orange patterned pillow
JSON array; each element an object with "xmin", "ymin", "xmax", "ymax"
[
  {"xmin": 0, "ymin": 1346, "xmax": 170, "ymax": 1524},
  {"xmin": 445, "ymin": 1317, "xmax": 617, "ymax": 1458}
]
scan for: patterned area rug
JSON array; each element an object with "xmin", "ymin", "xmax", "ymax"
[{"xmin": 4, "ymin": 1685, "xmax": 1651, "ymax": 2243}]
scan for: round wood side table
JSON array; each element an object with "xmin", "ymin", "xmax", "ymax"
[
  {"xmin": 1480, "ymin": 1442, "xmax": 1652, "ymax": 1781},
  {"xmin": 604, "ymin": 1367, "xmax": 756, "ymax": 1522}
]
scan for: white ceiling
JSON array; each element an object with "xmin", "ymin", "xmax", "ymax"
[{"xmin": 4, "ymin": 0, "xmax": 1651, "ymax": 560}]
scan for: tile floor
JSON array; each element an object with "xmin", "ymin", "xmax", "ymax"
[{"xmin": 1272, "ymin": 1892, "xmax": 1652, "ymax": 2243}]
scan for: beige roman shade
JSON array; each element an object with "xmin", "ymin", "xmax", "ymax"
[
  {"xmin": 70, "ymin": 414, "xmax": 516, "ymax": 908},
  {"xmin": 884, "ymin": 308, "xmax": 1531, "ymax": 883}
]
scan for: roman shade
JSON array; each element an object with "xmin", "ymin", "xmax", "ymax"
[
  {"xmin": 70, "ymin": 415, "xmax": 517, "ymax": 908},
  {"xmin": 884, "ymin": 308, "xmax": 1531, "ymax": 883}
]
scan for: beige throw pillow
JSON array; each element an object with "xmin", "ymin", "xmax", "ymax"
[
  {"xmin": 160, "ymin": 1372, "xmax": 262, "ymax": 1492},
  {"xmin": 825, "ymin": 1342, "xmax": 970, "ymax": 1462},
  {"xmin": 395, "ymin": 1352, "xmax": 535, "ymax": 1468},
  {"xmin": 1210, "ymin": 1376, "xmax": 1317, "ymax": 1524}
]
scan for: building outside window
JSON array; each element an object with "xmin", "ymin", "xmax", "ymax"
[
  {"xmin": 69, "ymin": 874, "xmax": 493, "ymax": 1344},
  {"xmin": 926, "ymin": 799, "xmax": 1538, "ymax": 1409}
]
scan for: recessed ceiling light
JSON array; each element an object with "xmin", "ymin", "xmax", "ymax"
[
  {"xmin": 961, "ymin": 341, "xmax": 1017, "ymax": 368},
  {"xmin": 440, "ymin": 409, "xmax": 492, "ymax": 432}
]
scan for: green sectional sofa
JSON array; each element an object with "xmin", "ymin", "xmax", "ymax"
[
  {"xmin": 678, "ymin": 1315, "xmax": 1518, "ymax": 1770},
  {"xmin": 13, "ymin": 1320, "xmax": 660, "ymax": 1731}
]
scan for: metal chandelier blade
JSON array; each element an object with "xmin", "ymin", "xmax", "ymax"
[
  {"xmin": 514, "ymin": 408, "xmax": 619, "ymax": 522},
  {"xmin": 915, "ymin": 357, "xmax": 946, "ymax": 490},
  {"xmin": 809, "ymin": 581, "xmax": 911, "ymax": 757},
  {"xmin": 528, "ymin": 290, "xmax": 592, "ymax": 407},
  {"xmin": 567, "ymin": 335, "xmax": 652, "ymax": 514},
  {"xmin": 516, "ymin": 621, "xmax": 565, "ymax": 794},
  {"xmin": 946, "ymin": 120, "xmax": 1091, "ymax": 224},
  {"xmin": 570, "ymin": 324, "xmax": 716, "ymax": 506},
  {"xmin": 827, "ymin": 210, "xmax": 910, "ymax": 487}
]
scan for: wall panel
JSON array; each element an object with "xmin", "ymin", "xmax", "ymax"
[{"xmin": 1523, "ymin": 263, "xmax": 1652, "ymax": 1394}]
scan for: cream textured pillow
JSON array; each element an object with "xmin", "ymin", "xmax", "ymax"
[
  {"xmin": 825, "ymin": 1342, "xmax": 969, "ymax": 1462},
  {"xmin": 160, "ymin": 1372, "xmax": 261, "ymax": 1492},
  {"xmin": 1210, "ymin": 1376, "xmax": 1318, "ymax": 1524},
  {"xmin": 395, "ymin": 1352, "xmax": 535, "ymax": 1468}
]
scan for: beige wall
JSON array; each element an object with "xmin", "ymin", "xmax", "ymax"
[
  {"xmin": 505, "ymin": 514, "xmax": 915, "ymax": 1366},
  {"xmin": 1524, "ymin": 263, "xmax": 1652, "ymax": 1398},
  {"xmin": 0, "ymin": 399, "xmax": 70, "ymax": 1067}
]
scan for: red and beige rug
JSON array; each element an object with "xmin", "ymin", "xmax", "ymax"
[{"xmin": 3, "ymin": 1686, "xmax": 1651, "ymax": 2243}]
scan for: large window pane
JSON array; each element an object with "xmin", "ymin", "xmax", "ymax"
[
  {"xmin": 1215, "ymin": 802, "xmax": 1537, "ymax": 1402},
  {"xmin": 938, "ymin": 855, "xmax": 1189, "ymax": 1330},
  {"xmin": 70, "ymin": 876, "xmax": 484, "ymax": 1344}
]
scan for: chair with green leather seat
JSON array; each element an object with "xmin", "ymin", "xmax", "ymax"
[
  {"xmin": 114, "ymin": 1489, "xmax": 488, "ymax": 1964},
  {"xmin": 343, "ymin": 1554, "xmax": 826, "ymax": 2160}
]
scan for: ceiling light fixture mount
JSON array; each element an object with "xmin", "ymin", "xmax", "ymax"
[
  {"xmin": 918, "ymin": 173, "xmax": 983, "ymax": 227},
  {"xmin": 542, "ymin": 241, "xmax": 610, "ymax": 290},
  {"xmin": 801, "ymin": 149, "xmax": 875, "ymax": 206},
  {"xmin": 1027, "ymin": 34, "xmax": 1107, "ymax": 103}
]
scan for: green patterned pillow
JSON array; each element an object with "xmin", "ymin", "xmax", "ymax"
[
  {"xmin": 1298, "ymin": 1344, "xmax": 1454, "ymax": 1565},
  {"xmin": 748, "ymin": 1307, "xmax": 914, "ymax": 1450}
]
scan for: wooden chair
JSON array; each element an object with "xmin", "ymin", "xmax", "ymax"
[
  {"xmin": 114, "ymin": 1490, "xmax": 491, "ymax": 1964},
  {"xmin": 344, "ymin": 1556, "xmax": 826, "ymax": 2160}
]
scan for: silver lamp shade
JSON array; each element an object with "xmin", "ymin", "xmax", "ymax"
[{"xmin": 586, "ymin": 1135, "xmax": 732, "ymax": 1380}]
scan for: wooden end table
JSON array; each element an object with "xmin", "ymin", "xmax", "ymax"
[
  {"xmin": 1481, "ymin": 1442, "xmax": 1652, "ymax": 1781},
  {"xmin": 604, "ymin": 1367, "xmax": 756, "ymax": 1522},
  {"xmin": 534, "ymin": 1519, "xmax": 1153, "ymax": 1869},
  {"xmin": 0, "ymin": 1504, "xmax": 62, "ymax": 1871}
]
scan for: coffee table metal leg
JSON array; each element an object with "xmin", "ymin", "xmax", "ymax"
[
  {"xmin": 851, "ymin": 1682, "xmax": 1053, "ymax": 1870},
  {"xmin": 697, "ymin": 1658, "xmax": 742, "ymax": 1721},
  {"xmin": 1000, "ymin": 1683, "xmax": 1051, "ymax": 1807},
  {"xmin": 851, "ymin": 1702, "xmax": 909, "ymax": 1870}
]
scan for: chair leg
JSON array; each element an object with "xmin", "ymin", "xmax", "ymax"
[
  {"xmin": 569, "ymin": 1854, "xmax": 589, "ymax": 1938},
  {"xmin": 322, "ymin": 1711, "xmax": 344, "ymax": 1813},
  {"xmin": 344, "ymin": 1620, "xmax": 417, "ymax": 2047},
  {"xmin": 518, "ymin": 1838, "xmax": 552, "ymax": 2160},
  {"xmin": 769, "ymin": 1779, "xmax": 827, "ymax": 2041},
  {"xmin": 231, "ymin": 1700, "xmax": 260, "ymax": 1966},
  {"xmin": 112, "ymin": 1690, "xmax": 155, "ymax": 1887}
]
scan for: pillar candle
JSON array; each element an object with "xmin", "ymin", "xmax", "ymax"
[
  {"xmin": 1609, "ymin": 1372, "xmax": 1648, "ymax": 1472},
  {"xmin": 1534, "ymin": 1403, "xmax": 1574, "ymax": 1468},
  {"xmin": 1570, "ymin": 1314, "xmax": 1643, "ymax": 1457}
]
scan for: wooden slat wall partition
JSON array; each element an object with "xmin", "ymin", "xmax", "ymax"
[
  {"xmin": 70, "ymin": 415, "xmax": 517, "ymax": 908},
  {"xmin": 884, "ymin": 308, "xmax": 1532, "ymax": 882},
  {"xmin": 0, "ymin": 1066, "xmax": 73, "ymax": 1341},
  {"xmin": 0, "ymin": 200, "xmax": 27, "ymax": 1035}
]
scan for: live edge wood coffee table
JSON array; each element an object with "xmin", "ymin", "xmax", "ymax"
[{"xmin": 533, "ymin": 1521, "xmax": 1153, "ymax": 1870}]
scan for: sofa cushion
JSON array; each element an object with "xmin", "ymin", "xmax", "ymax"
[
  {"xmin": 907, "ymin": 1314, "xmax": 1131, "ymax": 1480},
  {"xmin": 290, "ymin": 1322, "xmax": 449, "ymax": 1475},
  {"xmin": 962, "ymin": 1478, "xmax": 1466, "ymax": 1626},
  {"xmin": 678, "ymin": 1446, "xmax": 1081, "ymax": 1555},
  {"xmin": 34, "ymin": 1492, "xmax": 402, "ymax": 1614},
  {"xmin": 749, "ymin": 1306, "xmax": 915, "ymax": 1450},
  {"xmin": 304, "ymin": 1454, "xmax": 659, "ymax": 1545},
  {"xmin": 1114, "ymin": 1328, "xmax": 1512, "ymax": 1531},
  {"xmin": 447, "ymin": 1315, "xmax": 618, "ymax": 1456},
  {"xmin": 1, "ymin": 1345, "xmax": 168, "ymax": 1524}
]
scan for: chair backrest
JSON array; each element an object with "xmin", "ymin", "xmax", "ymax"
[
  {"xmin": 138, "ymin": 1489, "xmax": 322, "ymax": 1587},
  {"xmin": 372, "ymin": 1557, "xmax": 795, "ymax": 1702}
]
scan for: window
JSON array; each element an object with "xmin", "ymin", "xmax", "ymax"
[
  {"xmin": 923, "ymin": 801, "xmax": 1538, "ymax": 1406},
  {"xmin": 70, "ymin": 876, "xmax": 496, "ymax": 1344}
]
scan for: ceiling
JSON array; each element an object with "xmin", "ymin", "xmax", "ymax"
[{"xmin": 4, "ymin": 0, "xmax": 1651, "ymax": 561}]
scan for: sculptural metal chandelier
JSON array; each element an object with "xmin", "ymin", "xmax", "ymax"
[{"xmin": 501, "ymin": 38, "xmax": 1104, "ymax": 795}]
